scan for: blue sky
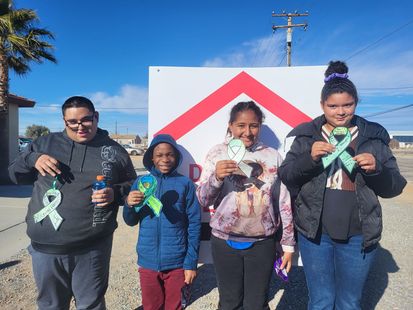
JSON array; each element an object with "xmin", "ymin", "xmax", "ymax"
[{"xmin": 12, "ymin": 0, "xmax": 413, "ymax": 136}]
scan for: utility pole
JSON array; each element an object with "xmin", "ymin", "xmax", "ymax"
[{"xmin": 272, "ymin": 11, "xmax": 309, "ymax": 66}]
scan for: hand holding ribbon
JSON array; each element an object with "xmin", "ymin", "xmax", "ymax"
[
  {"xmin": 353, "ymin": 153, "xmax": 376, "ymax": 173},
  {"xmin": 311, "ymin": 141, "xmax": 335, "ymax": 162},
  {"xmin": 33, "ymin": 178, "xmax": 63, "ymax": 230},
  {"xmin": 126, "ymin": 190, "xmax": 144, "ymax": 207},
  {"xmin": 215, "ymin": 160, "xmax": 238, "ymax": 181},
  {"xmin": 322, "ymin": 127, "xmax": 356, "ymax": 173},
  {"xmin": 227, "ymin": 139, "xmax": 253, "ymax": 177},
  {"xmin": 134, "ymin": 174, "xmax": 163, "ymax": 217}
]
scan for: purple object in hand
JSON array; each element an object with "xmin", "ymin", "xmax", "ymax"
[{"xmin": 274, "ymin": 257, "xmax": 288, "ymax": 282}]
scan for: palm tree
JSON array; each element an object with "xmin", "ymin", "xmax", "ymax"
[{"xmin": 0, "ymin": 1, "xmax": 56, "ymax": 183}]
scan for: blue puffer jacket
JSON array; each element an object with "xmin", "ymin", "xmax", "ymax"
[{"xmin": 123, "ymin": 134, "xmax": 201, "ymax": 271}]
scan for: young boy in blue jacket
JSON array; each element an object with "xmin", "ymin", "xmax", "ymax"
[{"xmin": 123, "ymin": 134, "xmax": 201, "ymax": 310}]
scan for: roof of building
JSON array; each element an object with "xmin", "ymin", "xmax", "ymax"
[
  {"xmin": 7, "ymin": 94, "xmax": 35, "ymax": 108},
  {"xmin": 389, "ymin": 131, "xmax": 413, "ymax": 136},
  {"xmin": 110, "ymin": 134, "xmax": 138, "ymax": 139}
]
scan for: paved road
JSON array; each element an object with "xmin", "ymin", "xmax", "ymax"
[{"xmin": 0, "ymin": 186, "xmax": 31, "ymax": 262}]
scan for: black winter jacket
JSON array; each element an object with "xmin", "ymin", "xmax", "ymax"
[
  {"xmin": 9, "ymin": 128, "xmax": 137, "ymax": 253},
  {"xmin": 278, "ymin": 115, "xmax": 406, "ymax": 249}
]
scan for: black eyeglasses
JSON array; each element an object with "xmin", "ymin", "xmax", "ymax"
[{"xmin": 64, "ymin": 114, "xmax": 95, "ymax": 131}]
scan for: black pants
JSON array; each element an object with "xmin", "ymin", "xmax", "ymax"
[
  {"xmin": 29, "ymin": 235, "xmax": 113, "ymax": 310},
  {"xmin": 211, "ymin": 235, "xmax": 276, "ymax": 310}
]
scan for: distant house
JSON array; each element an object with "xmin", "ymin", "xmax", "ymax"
[
  {"xmin": 110, "ymin": 134, "xmax": 141, "ymax": 146},
  {"xmin": 8, "ymin": 94, "xmax": 36, "ymax": 161},
  {"xmin": 389, "ymin": 131, "xmax": 413, "ymax": 148}
]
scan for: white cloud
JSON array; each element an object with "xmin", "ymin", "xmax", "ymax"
[
  {"xmin": 90, "ymin": 84, "xmax": 148, "ymax": 114},
  {"xmin": 19, "ymin": 84, "xmax": 149, "ymax": 134},
  {"xmin": 202, "ymin": 33, "xmax": 285, "ymax": 67},
  {"xmin": 350, "ymin": 48, "xmax": 413, "ymax": 96}
]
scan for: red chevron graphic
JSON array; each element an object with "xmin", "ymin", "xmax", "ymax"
[{"xmin": 155, "ymin": 71, "xmax": 312, "ymax": 140}]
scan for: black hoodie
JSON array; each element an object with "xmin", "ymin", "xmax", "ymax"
[
  {"xmin": 9, "ymin": 128, "xmax": 137, "ymax": 253},
  {"xmin": 278, "ymin": 115, "xmax": 406, "ymax": 248}
]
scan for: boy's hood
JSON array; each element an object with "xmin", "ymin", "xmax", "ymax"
[{"xmin": 143, "ymin": 134, "xmax": 182, "ymax": 173}]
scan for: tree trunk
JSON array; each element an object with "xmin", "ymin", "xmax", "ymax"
[{"xmin": 0, "ymin": 47, "xmax": 11, "ymax": 184}]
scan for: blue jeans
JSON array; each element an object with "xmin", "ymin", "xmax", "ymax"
[{"xmin": 298, "ymin": 233, "xmax": 377, "ymax": 310}]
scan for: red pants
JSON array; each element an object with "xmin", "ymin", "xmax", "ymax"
[{"xmin": 139, "ymin": 267, "xmax": 185, "ymax": 310}]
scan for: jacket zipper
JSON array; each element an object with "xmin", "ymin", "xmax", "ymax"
[
  {"xmin": 354, "ymin": 175, "xmax": 365, "ymax": 251},
  {"xmin": 355, "ymin": 137, "xmax": 368, "ymax": 250},
  {"xmin": 156, "ymin": 176, "xmax": 162, "ymax": 271},
  {"xmin": 156, "ymin": 175, "xmax": 166, "ymax": 271}
]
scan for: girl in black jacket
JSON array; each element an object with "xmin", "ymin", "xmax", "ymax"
[{"xmin": 278, "ymin": 61, "xmax": 406, "ymax": 310}]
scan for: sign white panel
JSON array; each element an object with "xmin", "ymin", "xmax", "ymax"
[{"xmin": 148, "ymin": 66, "xmax": 325, "ymax": 263}]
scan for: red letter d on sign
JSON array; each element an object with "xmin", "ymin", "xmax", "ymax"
[{"xmin": 189, "ymin": 164, "xmax": 202, "ymax": 182}]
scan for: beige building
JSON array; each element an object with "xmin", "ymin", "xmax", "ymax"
[
  {"xmin": 390, "ymin": 131, "xmax": 413, "ymax": 148},
  {"xmin": 110, "ymin": 134, "xmax": 141, "ymax": 146},
  {"xmin": 7, "ymin": 94, "xmax": 35, "ymax": 163},
  {"xmin": 0, "ymin": 94, "xmax": 35, "ymax": 184}
]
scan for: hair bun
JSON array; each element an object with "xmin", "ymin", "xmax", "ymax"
[{"xmin": 324, "ymin": 61, "xmax": 348, "ymax": 77}]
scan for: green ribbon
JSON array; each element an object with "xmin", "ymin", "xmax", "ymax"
[
  {"xmin": 134, "ymin": 174, "xmax": 163, "ymax": 217},
  {"xmin": 227, "ymin": 139, "xmax": 252, "ymax": 177},
  {"xmin": 322, "ymin": 127, "xmax": 356, "ymax": 173},
  {"xmin": 34, "ymin": 179, "xmax": 63, "ymax": 230}
]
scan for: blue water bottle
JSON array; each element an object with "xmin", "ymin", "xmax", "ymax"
[
  {"xmin": 92, "ymin": 175, "xmax": 106, "ymax": 200},
  {"xmin": 92, "ymin": 175, "xmax": 106, "ymax": 226}
]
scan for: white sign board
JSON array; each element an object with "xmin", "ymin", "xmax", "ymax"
[{"xmin": 148, "ymin": 66, "xmax": 325, "ymax": 263}]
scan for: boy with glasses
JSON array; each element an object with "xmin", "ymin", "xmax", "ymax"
[{"xmin": 9, "ymin": 96, "xmax": 137, "ymax": 310}]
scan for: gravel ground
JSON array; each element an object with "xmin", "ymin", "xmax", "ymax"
[{"xmin": 1, "ymin": 152, "xmax": 412, "ymax": 309}]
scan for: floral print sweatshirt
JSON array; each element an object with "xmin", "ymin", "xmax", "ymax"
[{"xmin": 196, "ymin": 141, "xmax": 295, "ymax": 252}]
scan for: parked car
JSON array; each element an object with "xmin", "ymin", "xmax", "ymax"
[
  {"xmin": 121, "ymin": 144, "xmax": 144, "ymax": 156},
  {"xmin": 18, "ymin": 137, "xmax": 32, "ymax": 152}
]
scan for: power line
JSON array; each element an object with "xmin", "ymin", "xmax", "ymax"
[
  {"xmin": 345, "ymin": 18, "xmax": 413, "ymax": 61},
  {"xmin": 262, "ymin": 32, "xmax": 281, "ymax": 66},
  {"xmin": 32, "ymin": 106, "xmax": 147, "ymax": 110},
  {"xmin": 277, "ymin": 51, "xmax": 287, "ymax": 67},
  {"xmin": 97, "ymin": 107, "xmax": 147, "ymax": 110},
  {"xmin": 268, "ymin": 32, "xmax": 283, "ymax": 66},
  {"xmin": 363, "ymin": 103, "xmax": 413, "ymax": 118},
  {"xmin": 251, "ymin": 14, "xmax": 274, "ymax": 67},
  {"xmin": 260, "ymin": 33, "xmax": 275, "ymax": 66},
  {"xmin": 359, "ymin": 86, "xmax": 413, "ymax": 91}
]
